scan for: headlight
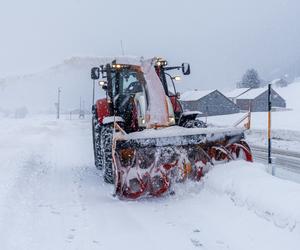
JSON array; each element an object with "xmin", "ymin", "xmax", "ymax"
[
  {"xmin": 169, "ymin": 117, "xmax": 175, "ymax": 124},
  {"xmin": 156, "ymin": 58, "xmax": 168, "ymax": 66}
]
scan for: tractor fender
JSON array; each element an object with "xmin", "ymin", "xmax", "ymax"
[
  {"xmin": 96, "ymin": 98, "xmax": 110, "ymax": 125},
  {"xmin": 103, "ymin": 116, "xmax": 125, "ymax": 125}
]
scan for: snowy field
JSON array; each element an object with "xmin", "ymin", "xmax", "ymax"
[{"xmin": 0, "ymin": 115, "xmax": 300, "ymax": 250}]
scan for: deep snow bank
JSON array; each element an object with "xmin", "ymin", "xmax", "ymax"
[{"xmin": 204, "ymin": 161, "xmax": 300, "ymax": 230}]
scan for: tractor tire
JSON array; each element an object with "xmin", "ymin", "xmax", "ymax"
[
  {"xmin": 92, "ymin": 116, "xmax": 103, "ymax": 170},
  {"xmin": 183, "ymin": 119, "xmax": 207, "ymax": 128},
  {"xmin": 101, "ymin": 125, "xmax": 114, "ymax": 184}
]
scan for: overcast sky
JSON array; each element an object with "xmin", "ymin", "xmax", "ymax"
[{"xmin": 1, "ymin": 0, "xmax": 300, "ymax": 90}]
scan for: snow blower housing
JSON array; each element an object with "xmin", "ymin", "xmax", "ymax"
[{"xmin": 91, "ymin": 57, "xmax": 252, "ymax": 199}]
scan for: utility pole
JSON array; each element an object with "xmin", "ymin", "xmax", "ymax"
[
  {"xmin": 79, "ymin": 97, "xmax": 85, "ymax": 119},
  {"xmin": 57, "ymin": 87, "xmax": 61, "ymax": 119},
  {"xmin": 83, "ymin": 100, "xmax": 85, "ymax": 116},
  {"xmin": 267, "ymin": 83, "xmax": 273, "ymax": 174},
  {"xmin": 80, "ymin": 96, "xmax": 82, "ymax": 113}
]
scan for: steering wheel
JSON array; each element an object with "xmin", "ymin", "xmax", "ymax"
[{"xmin": 125, "ymin": 81, "xmax": 141, "ymax": 93}]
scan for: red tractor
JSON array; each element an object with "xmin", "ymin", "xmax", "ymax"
[
  {"xmin": 91, "ymin": 57, "xmax": 252, "ymax": 199},
  {"xmin": 91, "ymin": 57, "xmax": 205, "ymax": 183}
]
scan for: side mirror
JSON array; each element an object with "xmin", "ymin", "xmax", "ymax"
[
  {"xmin": 176, "ymin": 92, "xmax": 181, "ymax": 99},
  {"xmin": 91, "ymin": 67, "xmax": 100, "ymax": 80},
  {"xmin": 182, "ymin": 63, "xmax": 191, "ymax": 75}
]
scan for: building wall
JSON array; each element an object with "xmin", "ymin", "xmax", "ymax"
[
  {"xmin": 236, "ymin": 99, "xmax": 252, "ymax": 111},
  {"xmin": 181, "ymin": 90, "xmax": 240, "ymax": 116},
  {"xmin": 236, "ymin": 89, "xmax": 286, "ymax": 112}
]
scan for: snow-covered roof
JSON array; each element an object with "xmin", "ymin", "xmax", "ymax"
[
  {"xmin": 237, "ymin": 87, "xmax": 268, "ymax": 99},
  {"xmin": 113, "ymin": 56, "xmax": 143, "ymax": 66},
  {"xmin": 180, "ymin": 90, "xmax": 215, "ymax": 101},
  {"xmin": 225, "ymin": 88, "xmax": 250, "ymax": 98},
  {"xmin": 112, "ymin": 56, "xmax": 165, "ymax": 67}
]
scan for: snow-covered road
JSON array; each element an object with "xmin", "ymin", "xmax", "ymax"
[
  {"xmin": 0, "ymin": 116, "xmax": 299, "ymax": 250},
  {"xmin": 251, "ymin": 145, "xmax": 300, "ymax": 183}
]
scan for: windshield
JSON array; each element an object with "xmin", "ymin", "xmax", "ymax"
[
  {"xmin": 119, "ymin": 70, "xmax": 143, "ymax": 94},
  {"xmin": 109, "ymin": 68, "xmax": 145, "ymax": 97},
  {"xmin": 165, "ymin": 74, "xmax": 177, "ymax": 96}
]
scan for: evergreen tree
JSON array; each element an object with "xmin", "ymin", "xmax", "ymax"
[{"xmin": 238, "ymin": 69, "xmax": 261, "ymax": 88}]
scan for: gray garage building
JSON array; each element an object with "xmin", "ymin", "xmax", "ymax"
[
  {"xmin": 232, "ymin": 88, "xmax": 286, "ymax": 112},
  {"xmin": 180, "ymin": 89, "xmax": 240, "ymax": 116}
]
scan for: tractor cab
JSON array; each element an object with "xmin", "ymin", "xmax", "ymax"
[
  {"xmin": 91, "ymin": 57, "xmax": 203, "ymax": 133},
  {"xmin": 99, "ymin": 62, "xmax": 147, "ymax": 132},
  {"xmin": 92, "ymin": 58, "xmax": 177, "ymax": 133}
]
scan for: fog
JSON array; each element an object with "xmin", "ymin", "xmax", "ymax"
[{"xmin": 1, "ymin": 0, "xmax": 300, "ymax": 90}]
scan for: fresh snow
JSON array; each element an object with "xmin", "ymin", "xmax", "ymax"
[
  {"xmin": 180, "ymin": 90, "xmax": 215, "ymax": 101},
  {"xmin": 205, "ymin": 162, "xmax": 300, "ymax": 230},
  {"xmin": 0, "ymin": 115, "xmax": 299, "ymax": 250},
  {"xmin": 234, "ymin": 87, "xmax": 268, "ymax": 99},
  {"xmin": 103, "ymin": 116, "xmax": 125, "ymax": 124},
  {"xmin": 124, "ymin": 126, "xmax": 244, "ymax": 140},
  {"xmin": 224, "ymin": 88, "xmax": 251, "ymax": 98}
]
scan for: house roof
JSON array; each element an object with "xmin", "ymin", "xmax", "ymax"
[
  {"xmin": 180, "ymin": 90, "xmax": 215, "ymax": 101},
  {"xmin": 237, "ymin": 87, "xmax": 268, "ymax": 99},
  {"xmin": 225, "ymin": 88, "xmax": 250, "ymax": 98}
]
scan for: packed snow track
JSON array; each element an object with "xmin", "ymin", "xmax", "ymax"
[{"xmin": 0, "ymin": 116, "xmax": 299, "ymax": 250}]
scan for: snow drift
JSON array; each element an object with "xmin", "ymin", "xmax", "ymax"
[{"xmin": 204, "ymin": 161, "xmax": 300, "ymax": 230}]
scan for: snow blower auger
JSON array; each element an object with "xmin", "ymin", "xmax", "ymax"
[{"xmin": 91, "ymin": 57, "xmax": 253, "ymax": 200}]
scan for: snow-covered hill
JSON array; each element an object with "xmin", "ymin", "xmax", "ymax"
[
  {"xmin": 274, "ymin": 80, "xmax": 300, "ymax": 111},
  {"xmin": 0, "ymin": 57, "xmax": 111, "ymax": 115}
]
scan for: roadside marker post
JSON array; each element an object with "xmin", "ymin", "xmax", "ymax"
[{"xmin": 268, "ymin": 84, "xmax": 274, "ymax": 175}]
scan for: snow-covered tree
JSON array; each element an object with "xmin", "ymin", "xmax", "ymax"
[
  {"xmin": 237, "ymin": 69, "xmax": 261, "ymax": 88},
  {"xmin": 272, "ymin": 78, "xmax": 289, "ymax": 87}
]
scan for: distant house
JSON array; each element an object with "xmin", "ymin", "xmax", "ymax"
[
  {"xmin": 229, "ymin": 87, "xmax": 286, "ymax": 112},
  {"xmin": 180, "ymin": 89, "xmax": 240, "ymax": 116}
]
